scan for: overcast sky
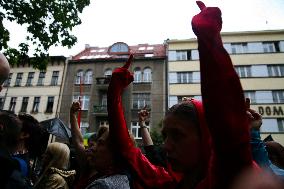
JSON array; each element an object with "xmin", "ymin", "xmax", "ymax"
[{"xmin": 4, "ymin": 0, "xmax": 284, "ymax": 57}]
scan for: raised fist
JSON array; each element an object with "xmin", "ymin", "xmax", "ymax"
[
  {"xmin": 110, "ymin": 54, "xmax": 134, "ymax": 91},
  {"xmin": 191, "ymin": 1, "xmax": 222, "ymax": 38}
]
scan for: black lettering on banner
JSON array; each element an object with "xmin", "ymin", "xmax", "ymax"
[
  {"xmin": 265, "ymin": 107, "xmax": 271, "ymax": 115},
  {"xmin": 258, "ymin": 107, "xmax": 264, "ymax": 115},
  {"xmin": 273, "ymin": 106, "xmax": 284, "ymax": 116}
]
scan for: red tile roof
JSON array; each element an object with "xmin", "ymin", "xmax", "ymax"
[{"xmin": 72, "ymin": 43, "xmax": 166, "ymax": 60}]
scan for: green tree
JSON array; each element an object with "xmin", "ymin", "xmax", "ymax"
[
  {"xmin": 0, "ymin": 0, "xmax": 90, "ymax": 70},
  {"xmin": 150, "ymin": 120, "xmax": 164, "ymax": 145}
]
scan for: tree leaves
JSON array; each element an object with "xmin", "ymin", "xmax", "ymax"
[{"xmin": 0, "ymin": 0, "xmax": 90, "ymax": 70}]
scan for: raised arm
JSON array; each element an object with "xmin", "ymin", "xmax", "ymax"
[
  {"xmin": 138, "ymin": 107, "xmax": 154, "ymax": 146},
  {"xmin": 107, "ymin": 55, "xmax": 178, "ymax": 188},
  {"xmin": 107, "ymin": 54, "xmax": 135, "ymax": 151},
  {"xmin": 70, "ymin": 101, "xmax": 86, "ymax": 168},
  {"xmin": 192, "ymin": 0, "xmax": 253, "ymax": 186}
]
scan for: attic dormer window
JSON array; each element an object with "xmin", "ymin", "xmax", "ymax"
[{"xmin": 108, "ymin": 42, "xmax": 129, "ymax": 54}]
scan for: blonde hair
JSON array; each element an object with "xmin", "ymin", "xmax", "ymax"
[
  {"xmin": 35, "ymin": 142, "xmax": 70, "ymax": 188},
  {"xmin": 44, "ymin": 142, "xmax": 70, "ymax": 170}
]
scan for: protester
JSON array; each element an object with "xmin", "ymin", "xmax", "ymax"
[
  {"xmin": 34, "ymin": 142, "xmax": 75, "ymax": 189},
  {"xmin": 13, "ymin": 113, "xmax": 49, "ymax": 182},
  {"xmin": 247, "ymin": 97, "xmax": 284, "ymax": 181},
  {"xmin": 0, "ymin": 111, "xmax": 31, "ymax": 188},
  {"xmin": 107, "ymin": 54, "xmax": 180, "ymax": 189},
  {"xmin": 107, "ymin": 1, "xmax": 261, "ymax": 189},
  {"xmin": 70, "ymin": 101, "xmax": 131, "ymax": 189},
  {"xmin": 138, "ymin": 107, "xmax": 167, "ymax": 168},
  {"xmin": 0, "ymin": 52, "xmax": 10, "ymax": 92}
]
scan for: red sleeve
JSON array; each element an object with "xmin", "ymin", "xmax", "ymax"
[
  {"xmin": 107, "ymin": 67, "xmax": 177, "ymax": 189},
  {"xmin": 192, "ymin": 5, "xmax": 253, "ymax": 188}
]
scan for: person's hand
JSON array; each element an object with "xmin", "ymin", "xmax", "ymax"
[
  {"xmin": 246, "ymin": 98, "xmax": 262, "ymax": 130},
  {"xmin": 109, "ymin": 54, "xmax": 134, "ymax": 91},
  {"xmin": 138, "ymin": 106, "xmax": 150, "ymax": 123},
  {"xmin": 191, "ymin": 1, "xmax": 222, "ymax": 38},
  {"xmin": 70, "ymin": 101, "xmax": 81, "ymax": 115},
  {"xmin": 265, "ymin": 141, "xmax": 284, "ymax": 169}
]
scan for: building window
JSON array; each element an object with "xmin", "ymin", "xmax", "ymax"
[
  {"xmin": 131, "ymin": 121, "xmax": 150, "ymax": 139},
  {"xmin": 169, "ymin": 73, "xmax": 177, "ymax": 84},
  {"xmin": 191, "ymin": 50, "xmax": 199, "ymax": 60},
  {"xmin": 235, "ymin": 66, "xmax": 252, "ymax": 77},
  {"xmin": 26, "ymin": 72, "xmax": 34, "ymax": 86},
  {"xmin": 143, "ymin": 68, "xmax": 152, "ymax": 82},
  {"xmin": 262, "ymin": 42, "xmax": 280, "ymax": 53},
  {"xmin": 251, "ymin": 65, "xmax": 268, "ymax": 77},
  {"xmin": 192, "ymin": 72, "xmax": 200, "ymax": 83},
  {"xmin": 255, "ymin": 91, "xmax": 273, "ymax": 103},
  {"xmin": 84, "ymin": 70, "xmax": 93, "ymax": 84},
  {"xmin": 9, "ymin": 97, "xmax": 17, "ymax": 112},
  {"xmin": 73, "ymin": 95, "xmax": 90, "ymax": 110},
  {"xmin": 15, "ymin": 73, "xmax": 23, "ymax": 86},
  {"xmin": 231, "ymin": 43, "xmax": 248, "ymax": 54},
  {"xmin": 267, "ymin": 65, "xmax": 284, "ymax": 77},
  {"xmin": 261, "ymin": 118, "xmax": 284, "ymax": 132},
  {"xmin": 261, "ymin": 119, "xmax": 278, "ymax": 132},
  {"xmin": 80, "ymin": 122, "xmax": 89, "ymax": 135},
  {"xmin": 3, "ymin": 73, "xmax": 12, "ymax": 87},
  {"xmin": 272, "ymin": 91, "xmax": 284, "ymax": 103},
  {"xmin": 20, "ymin": 97, "xmax": 29, "ymax": 113},
  {"xmin": 108, "ymin": 42, "xmax": 129, "ymax": 53},
  {"xmin": 244, "ymin": 91, "xmax": 256, "ymax": 104},
  {"xmin": 46, "ymin": 96, "xmax": 54, "ymax": 113},
  {"xmin": 32, "ymin": 97, "xmax": 40, "ymax": 113},
  {"xmin": 168, "ymin": 50, "xmax": 191, "ymax": 61},
  {"xmin": 101, "ymin": 94, "xmax": 107, "ymax": 106},
  {"xmin": 132, "ymin": 93, "xmax": 150, "ymax": 109},
  {"xmin": 134, "ymin": 68, "xmax": 142, "ymax": 83},
  {"xmin": 37, "ymin": 72, "xmax": 46, "ymax": 86},
  {"xmin": 169, "ymin": 96, "xmax": 178, "ymax": 108},
  {"xmin": 75, "ymin": 70, "xmax": 84, "ymax": 84},
  {"xmin": 0, "ymin": 97, "xmax": 4, "ymax": 110},
  {"xmin": 104, "ymin": 69, "xmax": 112, "ymax": 77},
  {"xmin": 177, "ymin": 72, "xmax": 193, "ymax": 83},
  {"xmin": 278, "ymin": 119, "xmax": 284, "ymax": 132},
  {"xmin": 176, "ymin": 51, "xmax": 189, "ymax": 61},
  {"xmin": 51, "ymin": 71, "xmax": 59, "ymax": 86}
]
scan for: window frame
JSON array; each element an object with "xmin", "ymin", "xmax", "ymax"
[
  {"xmin": 20, "ymin": 97, "xmax": 29, "ymax": 113},
  {"xmin": 51, "ymin": 71, "xmax": 59, "ymax": 86}
]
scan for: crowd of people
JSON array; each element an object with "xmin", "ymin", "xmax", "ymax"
[{"xmin": 1, "ymin": 1, "xmax": 284, "ymax": 189}]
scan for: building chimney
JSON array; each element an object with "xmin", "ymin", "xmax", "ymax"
[{"xmin": 85, "ymin": 44, "xmax": 90, "ymax": 49}]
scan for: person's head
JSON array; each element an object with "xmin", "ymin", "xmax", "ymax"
[
  {"xmin": 0, "ymin": 53, "xmax": 10, "ymax": 92},
  {"xmin": 18, "ymin": 113, "xmax": 49, "ymax": 158},
  {"xmin": 162, "ymin": 99, "xmax": 211, "ymax": 174},
  {"xmin": 41, "ymin": 142, "xmax": 70, "ymax": 171},
  {"xmin": 86, "ymin": 126, "xmax": 124, "ymax": 174},
  {"xmin": 87, "ymin": 133, "xmax": 97, "ymax": 149},
  {"xmin": 0, "ymin": 111, "xmax": 22, "ymax": 152}
]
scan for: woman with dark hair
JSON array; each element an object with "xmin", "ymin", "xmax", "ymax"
[
  {"xmin": 13, "ymin": 113, "xmax": 49, "ymax": 185},
  {"xmin": 70, "ymin": 102, "xmax": 131, "ymax": 189}
]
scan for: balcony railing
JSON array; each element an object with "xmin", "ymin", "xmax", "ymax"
[
  {"xmin": 93, "ymin": 105, "xmax": 107, "ymax": 114},
  {"xmin": 96, "ymin": 77, "xmax": 111, "ymax": 85}
]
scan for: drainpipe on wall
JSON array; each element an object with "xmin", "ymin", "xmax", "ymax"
[{"xmin": 56, "ymin": 57, "xmax": 69, "ymax": 117}]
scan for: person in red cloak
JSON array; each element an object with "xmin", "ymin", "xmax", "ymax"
[{"xmin": 107, "ymin": 1, "xmax": 259, "ymax": 189}]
